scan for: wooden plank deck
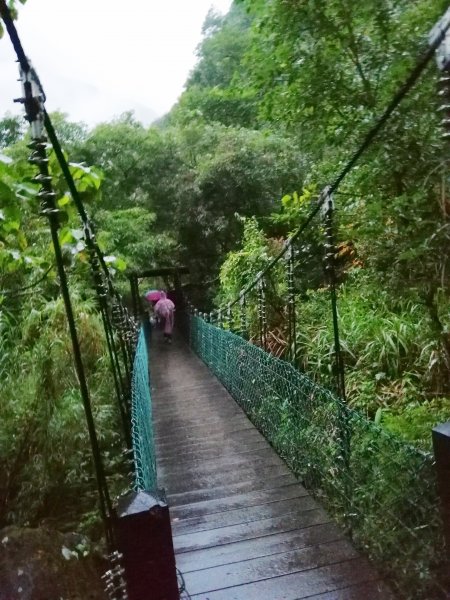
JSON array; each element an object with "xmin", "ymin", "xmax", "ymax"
[{"xmin": 150, "ymin": 333, "xmax": 393, "ymax": 600}]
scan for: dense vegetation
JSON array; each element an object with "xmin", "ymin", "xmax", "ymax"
[{"xmin": 0, "ymin": 0, "xmax": 449, "ymax": 558}]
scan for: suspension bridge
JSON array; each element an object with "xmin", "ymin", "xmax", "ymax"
[
  {"xmin": 1, "ymin": 2, "xmax": 450, "ymax": 599},
  {"xmin": 149, "ymin": 329, "xmax": 393, "ymax": 599}
]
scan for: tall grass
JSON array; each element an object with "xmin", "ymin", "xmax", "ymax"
[{"xmin": 292, "ymin": 271, "xmax": 449, "ymax": 447}]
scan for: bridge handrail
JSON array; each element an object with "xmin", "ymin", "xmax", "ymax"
[
  {"xmin": 131, "ymin": 327, "xmax": 157, "ymax": 491},
  {"xmin": 189, "ymin": 314, "xmax": 445, "ymax": 599}
]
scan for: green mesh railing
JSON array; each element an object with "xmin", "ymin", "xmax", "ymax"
[
  {"xmin": 190, "ymin": 314, "xmax": 445, "ymax": 599},
  {"xmin": 131, "ymin": 327, "xmax": 157, "ymax": 491}
]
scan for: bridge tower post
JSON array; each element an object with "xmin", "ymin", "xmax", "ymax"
[
  {"xmin": 432, "ymin": 423, "xmax": 450, "ymax": 558},
  {"xmin": 115, "ymin": 489, "xmax": 180, "ymax": 600}
]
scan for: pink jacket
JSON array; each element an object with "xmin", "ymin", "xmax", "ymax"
[{"xmin": 154, "ymin": 295, "xmax": 175, "ymax": 335}]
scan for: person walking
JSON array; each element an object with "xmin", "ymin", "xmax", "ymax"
[{"xmin": 154, "ymin": 291, "xmax": 175, "ymax": 343}]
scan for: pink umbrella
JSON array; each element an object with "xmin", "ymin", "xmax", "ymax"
[{"xmin": 145, "ymin": 289, "xmax": 163, "ymax": 303}]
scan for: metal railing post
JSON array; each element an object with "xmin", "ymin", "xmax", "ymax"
[
  {"xmin": 286, "ymin": 243, "xmax": 297, "ymax": 363},
  {"xmin": 257, "ymin": 276, "xmax": 268, "ymax": 351},
  {"xmin": 239, "ymin": 292, "xmax": 247, "ymax": 339},
  {"xmin": 322, "ymin": 187, "xmax": 346, "ymax": 401}
]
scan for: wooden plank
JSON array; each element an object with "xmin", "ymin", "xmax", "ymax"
[
  {"xmin": 154, "ymin": 413, "xmax": 252, "ymax": 440},
  {"xmin": 167, "ymin": 473, "xmax": 298, "ymax": 507},
  {"xmin": 173, "ymin": 508, "xmax": 330, "ymax": 553},
  {"xmin": 162, "ymin": 463, "xmax": 295, "ymax": 495},
  {"xmin": 188, "ymin": 558, "xmax": 381, "ymax": 600},
  {"xmin": 159, "ymin": 447, "xmax": 286, "ymax": 481},
  {"xmin": 305, "ymin": 580, "xmax": 394, "ymax": 599},
  {"xmin": 155, "ymin": 435, "xmax": 267, "ymax": 461},
  {"xmin": 154, "ymin": 423, "xmax": 261, "ymax": 448},
  {"xmin": 153, "ymin": 402, "xmax": 242, "ymax": 422},
  {"xmin": 157, "ymin": 438, "xmax": 268, "ymax": 465},
  {"xmin": 154, "ymin": 394, "xmax": 239, "ymax": 414},
  {"xmin": 152, "ymin": 380, "xmax": 228, "ymax": 395},
  {"xmin": 169, "ymin": 483, "xmax": 307, "ymax": 520},
  {"xmin": 175, "ymin": 522, "xmax": 344, "ymax": 572},
  {"xmin": 183, "ymin": 539, "xmax": 360, "ymax": 596},
  {"xmin": 172, "ymin": 495, "xmax": 318, "ymax": 535}
]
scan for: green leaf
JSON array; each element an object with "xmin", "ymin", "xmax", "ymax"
[
  {"xmin": 58, "ymin": 194, "xmax": 71, "ymax": 207},
  {"xmin": 114, "ymin": 257, "xmax": 127, "ymax": 271},
  {"xmin": 17, "ymin": 229, "xmax": 27, "ymax": 250},
  {"xmin": 59, "ymin": 227, "xmax": 76, "ymax": 245},
  {"xmin": 374, "ymin": 407, "xmax": 383, "ymax": 426},
  {"xmin": 0, "ymin": 181, "xmax": 14, "ymax": 203},
  {"xmin": 3, "ymin": 220, "xmax": 20, "ymax": 232}
]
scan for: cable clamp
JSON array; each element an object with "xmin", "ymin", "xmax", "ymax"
[
  {"xmin": 320, "ymin": 185, "xmax": 334, "ymax": 218},
  {"xmin": 16, "ymin": 61, "xmax": 45, "ymax": 138},
  {"xmin": 429, "ymin": 7, "xmax": 450, "ymax": 70}
]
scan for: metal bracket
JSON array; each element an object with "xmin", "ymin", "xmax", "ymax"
[
  {"xmin": 15, "ymin": 62, "xmax": 45, "ymax": 138},
  {"xmin": 320, "ymin": 185, "xmax": 334, "ymax": 218},
  {"xmin": 429, "ymin": 7, "xmax": 450, "ymax": 71}
]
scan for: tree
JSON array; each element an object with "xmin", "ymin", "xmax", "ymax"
[
  {"xmin": 95, "ymin": 207, "xmax": 177, "ymax": 272},
  {"xmin": 167, "ymin": 123, "xmax": 305, "ymax": 299},
  {"xmin": 0, "ymin": 114, "xmax": 25, "ymax": 148},
  {"xmin": 170, "ymin": 3, "xmax": 258, "ymax": 129},
  {"xmin": 79, "ymin": 112, "xmax": 183, "ymax": 221}
]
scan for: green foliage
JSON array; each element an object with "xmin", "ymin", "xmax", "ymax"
[
  {"xmin": 217, "ymin": 216, "xmax": 287, "ymax": 334},
  {"xmin": 0, "ymin": 123, "xmax": 128, "ymax": 536},
  {"xmin": 187, "ymin": 6, "xmax": 250, "ymax": 90},
  {"xmin": 0, "ymin": 141, "xmax": 105, "ymax": 301},
  {"xmin": 382, "ymin": 399, "xmax": 450, "ymax": 450},
  {"xmin": 0, "ymin": 0, "xmax": 27, "ymax": 40},
  {"xmin": 171, "ymin": 4, "xmax": 257, "ymax": 129},
  {"xmin": 80, "ymin": 113, "xmax": 157, "ymax": 211},
  {"xmin": 0, "ymin": 147, "xmax": 45, "ymax": 283},
  {"xmin": 2, "ymin": 0, "xmax": 450, "ymax": 567},
  {"xmin": 96, "ymin": 207, "xmax": 177, "ymax": 272},
  {"xmin": 49, "ymin": 112, "xmax": 88, "ymax": 154},
  {"xmin": 238, "ymin": 0, "xmax": 447, "ymax": 139},
  {"xmin": 201, "ymin": 0, "xmax": 450, "ymax": 456},
  {"xmin": 218, "ymin": 217, "xmax": 274, "ymax": 301},
  {"xmin": 296, "ymin": 272, "xmax": 447, "ymax": 416},
  {"xmin": 171, "ymin": 123, "xmax": 303, "ymax": 299},
  {"xmin": 0, "ymin": 114, "xmax": 25, "ymax": 148},
  {"xmin": 0, "ymin": 290, "xmax": 125, "ymax": 534}
]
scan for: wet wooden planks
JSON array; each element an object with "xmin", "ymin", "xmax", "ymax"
[{"xmin": 150, "ymin": 333, "xmax": 393, "ymax": 600}]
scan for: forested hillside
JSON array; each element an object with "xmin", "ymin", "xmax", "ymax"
[{"xmin": 1, "ymin": 0, "xmax": 449, "ymax": 548}]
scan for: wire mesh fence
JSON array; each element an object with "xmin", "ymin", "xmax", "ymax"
[
  {"xmin": 190, "ymin": 314, "xmax": 446, "ymax": 599},
  {"xmin": 131, "ymin": 327, "xmax": 157, "ymax": 491}
]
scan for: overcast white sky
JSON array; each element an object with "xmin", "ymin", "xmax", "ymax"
[{"xmin": 0, "ymin": 0, "xmax": 233, "ymax": 126}]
